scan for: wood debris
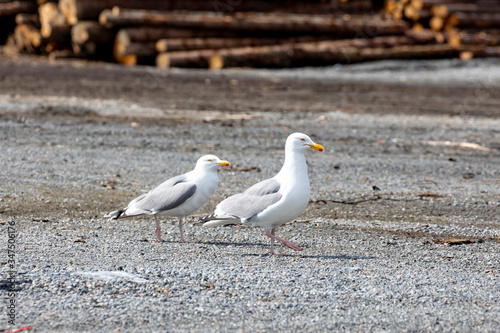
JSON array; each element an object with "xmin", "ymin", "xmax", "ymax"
[
  {"xmin": 417, "ymin": 192, "xmax": 445, "ymax": 198},
  {"xmin": 426, "ymin": 140, "xmax": 492, "ymax": 151},
  {"xmin": 434, "ymin": 238, "xmax": 476, "ymax": 246}
]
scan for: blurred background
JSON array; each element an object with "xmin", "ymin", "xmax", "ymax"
[{"xmin": 1, "ymin": 0, "xmax": 499, "ymax": 69}]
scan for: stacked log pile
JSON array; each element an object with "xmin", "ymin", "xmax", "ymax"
[
  {"xmin": 1, "ymin": 0, "xmax": 499, "ymax": 68},
  {"xmin": 386, "ymin": 0, "xmax": 500, "ymax": 59}
]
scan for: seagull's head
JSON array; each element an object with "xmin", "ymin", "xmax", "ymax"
[
  {"xmin": 196, "ymin": 154, "xmax": 230, "ymax": 171},
  {"xmin": 286, "ymin": 132, "xmax": 324, "ymax": 153}
]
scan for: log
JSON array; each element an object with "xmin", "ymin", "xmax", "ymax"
[
  {"xmin": 114, "ymin": 27, "xmax": 224, "ymax": 46},
  {"xmin": 356, "ymin": 44, "xmax": 467, "ymax": 62},
  {"xmin": 478, "ymin": 46, "xmax": 500, "ymax": 57},
  {"xmin": 114, "ymin": 28, "xmax": 156, "ymax": 58},
  {"xmin": 112, "ymin": 37, "xmax": 155, "ymax": 66},
  {"xmin": 71, "ymin": 21, "xmax": 114, "ymax": 45},
  {"xmin": 156, "ymin": 51, "xmax": 216, "ymax": 69},
  {"xmin": 114, "ymin": 26, "xmax": 259, "ymax": 47},
  {"xmin": 459, "ymin": 50, "xmax": 474, "ymax": 61},
  {"xmin": 115, "ymin": 41, "xmax": 156, "ymax": 58},
  {"xmin": 209, "ymin": 42, "xmax": 480, "ymax": 69},
  {"xmin": 71, "ymin": 21, "xmax": 114, "ymax": 58},
  {"xmin": 60, "ymin": 0, "xmax": 189, "ymax": 25},
  {"xmin": 155, "ymin": 36, "xmax": 329, "ymax": 53},
  {"xmin": 445, "ymin": 5, "xmax": 500, "ymax": 14},
  {"xmin": 156, "ymin": 37, "xmax": 272, "ymax": 53},
  {"xmin": 60, "ymin": 0, "xmax": 374, "ymax": 25},
  {"xmin": 458, "ymin": 30, "xmax": 500, "ymax": 46},
  {"xmin": 113, "ymin": 37, "xmax": 136, "ymax": 65},
  {"xmin": 446, "ymin": 12, "xmax": 500, "ymax": 29},
  {"xmin": 419, "ymin": 0, "xmax": 500, "ymax": 9},
  {"xmin": 429, "ymin": 16, "xmax": 445, "ymax": 31},
  {"xmin": 41, "ymin": 22, "xmax": 71, "ymax": 41},
  {"xmin": 157, "ymin": 34, "xmax": 441, "ymax": 69},
  {"xmin": 100, "ymin": 8, "xmax": 408, "ymax": 37},
  {"xmin": 0, "ymin": 1, "xmax": 37, "ymax": 16}
]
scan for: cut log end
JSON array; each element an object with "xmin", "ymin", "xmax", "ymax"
[
  {"xmin": 156, "ymin": 53, "xmax": 170, "ymax": 69},
  {"xmin": 117, "ymin": 54, "xmax": 137, "ymax": 66},
  {"xmin": 459, "ymin": 51, "xmax": 474, "ymax": 61},
  {"xmin": 430, "ymin": 16, "xmax": 444, "ymax": 32},
  {"xmin": 209, "ymin": 54, "xmax": 224, "ymax": 70},
  {"xmin": 59, "ymin": 0, "xmax": 78, "ymax": 25}
]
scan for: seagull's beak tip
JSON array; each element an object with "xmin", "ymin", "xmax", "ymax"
[{"xmin": 309, "ymin": 143, "xmax": 324, "ymax": 152}]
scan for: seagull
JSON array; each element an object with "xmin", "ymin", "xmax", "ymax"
[
  {"xmin": 198, "ymin": 133, "xmax": 323, "ymax": 255},
  {"xmin": 104, "ymin": 155, "xmax": 230, "ymax": 243}
]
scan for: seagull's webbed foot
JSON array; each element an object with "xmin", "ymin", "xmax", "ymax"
[
  {"xmin": 179, "ymin": 237, "xmax": 195, "ymax": 244},
  {"xmin": 155, "ymin": 227, "xmax": 164, "ymax": 242},
  {"xmin": 265, "ymin": 228, "xmax": 303, "ymax": 251},
  {"xmin": 277, "ymin": 238, "xmax": 303, "ymax": 251}
]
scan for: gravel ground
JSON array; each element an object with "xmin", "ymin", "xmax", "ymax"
[{"xmin": 0, "ymin": 56, "xmax": 499, "ymax": 332}]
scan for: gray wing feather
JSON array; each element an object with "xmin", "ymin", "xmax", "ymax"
[
  {"xmin": 217, "ymin": 178, "xmax": 281, "ymax": 220},
  {"xmin": 129, "ymin": 193, "xmax": 148, "ymax": 206},
  {"xmin": 134, "ymin": 175, "xmax": 197, "ymax": 214}
]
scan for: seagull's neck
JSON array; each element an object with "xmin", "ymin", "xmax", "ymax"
[
  {"xmin": 191, "ymin": 167, "xmax": 216, "ymax": 179},
  {"xmin": 276, "ymin": 148, "xmax": 308, "ymax": 182}
]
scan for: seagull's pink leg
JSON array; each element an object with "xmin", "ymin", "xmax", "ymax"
[
  {"xmin": 268, "ymin": 229, "xmax": 278, "ymax": 255},
  {"xmin": 266, "ymin": 229, "xmax": 290, "ymax": 256},
  {"xmin": 154, "ymin": 215, "xmax": 164, "ymax": 242},
  {"xmin": 178, "ymin": 217, "xmax": 194, "ymax": 243},
  {"xmin": 265, "ymin": 228, "xmax": 302, "ymax": 253}
]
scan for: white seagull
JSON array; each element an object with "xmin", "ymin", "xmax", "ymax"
[
  {"xmin": 105, "ymin": 155, "xmax": 230, "ymax": 243},
  {"xmin": 198, "ymin": 133, "xmax": 323, "ymax": 255}
]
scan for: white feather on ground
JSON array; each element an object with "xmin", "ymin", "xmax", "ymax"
[
  {"xmin": 198, "ymin": 133, "xmax": 323, "ymax": 255},
  {"xmin": 105, "ymin": 155, "xmax": 230, "ymax": 242}
]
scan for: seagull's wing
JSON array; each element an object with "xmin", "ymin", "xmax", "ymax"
[
  {"xmin": 132, "ymin": 175, "xmax": 197, "ymax": 214},
  {"xmin": 216, "ymin": 178, "xmax": 282, "ymax": 221}
]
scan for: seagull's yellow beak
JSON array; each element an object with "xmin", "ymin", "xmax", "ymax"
[
  {"xmin": 217, "ymin": 160, "xmax": 231, "ymax": 166},
  {"xmin": 307, "ymin": 143, "xmax": 324, "ymax": 152}
]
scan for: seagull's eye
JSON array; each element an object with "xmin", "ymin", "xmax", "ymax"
[
  {"xmin": 207, "ymin": 159, "xmax": 213, "ymax": 162},
  {"xmin": 300, "ymin": 138, "xmax": 306, "ymax": 141}
]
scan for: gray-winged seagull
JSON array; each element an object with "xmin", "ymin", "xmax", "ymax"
[
  {"xmin": 105, "ymin": 155, "xmax": 230, "ymax": 242},
  {"xmin": 198, "ymin": 133, "xmax": 323, "ymax": 255}
]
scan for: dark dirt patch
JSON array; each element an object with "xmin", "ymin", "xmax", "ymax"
[{"xmin": 1, "ymin": 55, "xmax": 500, "ymax": 121}]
